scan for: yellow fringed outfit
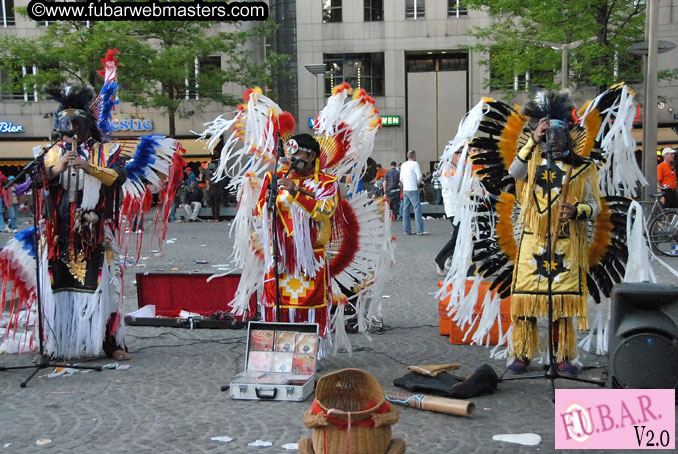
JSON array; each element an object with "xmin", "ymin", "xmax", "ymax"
[{"xmin": 509, "ymin": 138, "xmax": 601, "ymax": 362}]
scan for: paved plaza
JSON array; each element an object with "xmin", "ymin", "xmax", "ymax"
[{"xmin": 1, "ymin": 215, "xmax": 677, "ymax": 453}]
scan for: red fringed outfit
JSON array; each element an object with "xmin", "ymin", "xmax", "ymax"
[{"xmin": 256, "ymin": 166, "xmax": 339, "ymax": 341}]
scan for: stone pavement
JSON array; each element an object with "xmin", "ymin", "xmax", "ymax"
[{"xmin": 1, "ymin": 216, "xmax": 677, "ymax": 453}]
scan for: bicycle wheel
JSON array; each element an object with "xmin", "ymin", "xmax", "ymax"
[{"xmin": 648, "ymin": 209, "xmax": 678, "ymax": 256}]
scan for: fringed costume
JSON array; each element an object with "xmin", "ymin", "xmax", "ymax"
[
  {"xmin": 201, "ymin": 84, "xmax": 394, "ymax": 358},
  {"xmin": 256, "ymin": 154, "xmax": 340, "ymax": 343},
  {"xmin": 508, "ymin": 134, "xmax": 602, "ymax": 362},
  {"xmin": 41, "ymin": 135, "xmax": 127, "ymax": 359},
  {"xmin": 437, "ymin": 84, "xmax": 653, "ymax": 365},
  {"xmin": 0, "ymin": 49, "xmax": 186, "ymax": 358}
]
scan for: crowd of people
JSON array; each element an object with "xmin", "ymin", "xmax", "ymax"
[
  {"xmin": 0, "ymin": 171, "xmax": 31, "ymax": 233},
  {"xmin": 169, "ymin": 164, "xmax": 231, "ymax": 223}
]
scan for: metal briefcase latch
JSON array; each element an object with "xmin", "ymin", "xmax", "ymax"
[{"xmin": 239, "ymin": 384, "xmax": 248, "ymax": 394}]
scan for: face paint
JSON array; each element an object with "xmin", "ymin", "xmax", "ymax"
[
  {"xmin": 550, "ymin": 127, "xmax": 569, "ymax": 154},
  {"xmin": 56, "ymin": 111, "xmax": 88, "ymax": 142}
]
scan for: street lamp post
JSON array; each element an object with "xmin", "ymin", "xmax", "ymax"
[
  {"xmin": 628, "ymin": 1, "xmax": 676, "ymax": 200},
  {"xmin": 540, "ymin": 39, "xmax": 593, "ymax": 90},
  {"xmin": 645, "ymin": 0, "xmax": 659, "ymax": 201},
  {"xmin": 304, "ymin": 64, "xmax": 327, "ymax": 119}
]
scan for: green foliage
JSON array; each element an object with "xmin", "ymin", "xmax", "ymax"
[
  {"xmin": 465, "ymin": 0, "xmax": 647, "ymax": 94},
  {"xmin": 0, "ymin": 14, "xmax": 287, "ymax": 136}
]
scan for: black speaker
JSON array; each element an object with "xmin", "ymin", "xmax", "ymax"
[{"xmin": 608, "ymin": 283, "xmax": 678, "ymax": 390}]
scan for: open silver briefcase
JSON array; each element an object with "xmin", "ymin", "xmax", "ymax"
[{"xmin": 230, "ymin": 321, "xmax": 319, "ymax": 402}]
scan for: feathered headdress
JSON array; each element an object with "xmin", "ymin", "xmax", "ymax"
[
  {"xmin": 44, "ymin": 84, "xmax": 104, "ymax": 144},
  {"xmin": 522, "ymin": 91, "xmax": 574, "ymax": 126}
]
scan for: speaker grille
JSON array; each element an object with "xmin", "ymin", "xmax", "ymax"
[{"xmin": 611, "ymin": 333, "xmax": 678, "ymax": 389}]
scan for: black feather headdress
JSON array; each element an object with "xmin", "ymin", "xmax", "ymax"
[
  {"xmin": 522, "ymin": 91, "xmax": 574, "ymax": 126},
  {"xmin": 44, "ymin": 84, "xmax": 103, "ymax": 143}
]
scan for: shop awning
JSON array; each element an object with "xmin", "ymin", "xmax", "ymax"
[
  {"xmin": 0, "ymin": 137, "xmax": 215, "ymax": 167},
  {"xmin": 177, "ymin": 138, "xmax": 214, "ymax": 162},
  {"xmin": 631, "ymin": 126, "xmax": 678, "ymax": 150},
  {"xmin": 0, "ymin": 140, "xmax": 49, "ymax": 167}
]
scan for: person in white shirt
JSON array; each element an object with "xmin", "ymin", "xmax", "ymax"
[{"xmin": 399, "ymin": 150, "xmax": 428, "ymax": 235}]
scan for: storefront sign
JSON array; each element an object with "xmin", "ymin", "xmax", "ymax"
[
  {"xmin": 111, "ymin": 118, "xmax": 153, "ymax": 132},
  {"xmin": 309, "ymin": 115, "xmax": 402, "ymax": 127},
  {"xmin": 381, "ymin": 115, "xmax": 401, "ymax": 127},
  {"xmin": 0, "ymin": 122, "xmax": 24, "ymax": 133}
]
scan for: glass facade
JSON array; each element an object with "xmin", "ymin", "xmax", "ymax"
[
  {"xmin": 323, "ymin": 53, "xmax": 385, "ymax": 96},
  {"xmin": 270, "ymin": 0, "xmax": 298, "ymax": 119}
]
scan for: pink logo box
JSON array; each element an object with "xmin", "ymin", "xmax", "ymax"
[{"xmin": 555, "ymin": 389, "xmax": 675, "ymax": 450}]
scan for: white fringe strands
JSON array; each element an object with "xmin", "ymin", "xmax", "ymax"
[
  {"xmin": 198, "ymin": 85, "xmax": 392, "ymax": 355},
  {"xmin": 331, "ymin": 193, "xmax": 395, "ymax": 347},
  {"xmin": 437, "ymin": 100, "xmax": 487, "ymax": 180},
  {"xmin": 210, "ymin": 174, "xmax": 265, "ymax": 317},
  {"xmin": 579, "ymin": 85, "xmax": 647, "ymax": 197},
  {"xmin": 291, "ymin": 205, "xmax": 317, "ymax": 278},
  {"xmin": 438, "ymin": 161, "xmax": 489, "ymax": 323},
  {"xmin": 0, "ymin": 232, "xmax": 39, "ymax": 353},
  {"xmin": 198, "ymin": 88, "xmax": 283, "ymax": 186},
  {"xmin": 80, "ymin": 174, "xmax": 102, "ymax": 210},
  {"xmin": 230, "ymin": 175, "xmax": 263, "ymax": 268},
  {"xmin": 624, "ymin": 201, "xmax": 653, "ymax": 283},
  {"xmin": 104, "ymin": 224, "xmax": 125, "ymax": 348},
  {"xmin": 38, "ymin": 225, "xmax": 123, "ymax": 359},
  {"xmin": 313, "ymin": 85, "xmax": 382, "ymax": 196},
  {"xmin": 40, "ymin": 253, "xmax": 107, "ymax": 359},
  {"xmin": 121, "ymin": 136, "xmax": 180, "ymax": 200}
]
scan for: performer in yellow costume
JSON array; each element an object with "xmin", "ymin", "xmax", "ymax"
[
  {"xmin": 437, "ymin": 85, "xmax": 648, "ymax": 376},
  {"xmin": 508, "ymin": 116, "xmax": 601, "ymax": 374}
]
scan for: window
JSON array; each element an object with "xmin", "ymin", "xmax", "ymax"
[
  {"xmin": 0, "ymin": 63, "xmax": 37, "ymax": 101},
  {"xmin": 322, "ymin": 0, "xmax": 342, "ymax": 23},
  {"xmin": 364, "ymin": 0, "xmax": 383, "ymax": 22},
  {"xmin": 323, "ymin": 53, "xmax": 384, "ymax": 96},
  {"xmin": 615, "ymin": 52, "xmax": 642, "ymax": 85},
  {"xmin": 447, "ymin": 0, "xmax": 467, "ymax": 18},
  {"xmin": 489, "ymin": 69, "xmax": 554, "ymax": 91},
  {"xmin": 406, "ymin": 0, "xmax": 425, "ymax": 19},
  {"xmin": 186, "ymin": 56, "xmax": 222, "ymax": 100},
  {"xmin": 1, "ymin": 0, "xmax": 14, "ymax": 26},
  {"xmin": 406, "ymin": 53, "xmax": 468, "ymax": 72}
]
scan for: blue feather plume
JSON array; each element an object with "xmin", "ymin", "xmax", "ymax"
[
  {"xmin": 14, "ymin": 226, "xmax": 36, "ymax": 257},
  {"xmin": 97, "ymin": 81, "xmax": 119, "ymax": 139},
  {"xmin": 125, "ymin": 135, "xmax": 161, "ymax": 183}
]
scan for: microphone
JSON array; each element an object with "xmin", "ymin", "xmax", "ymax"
[
  {"xmin": 276, "ymin": 132, "xmax": 284, "ymax": 157},
  {"xmin": 542, "ymin": 117, "xmax": 552, "ymax": 154}
]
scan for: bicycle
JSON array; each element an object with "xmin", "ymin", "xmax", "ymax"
[{"xmin": 645, "ymin": 191, "xmax": 678, "ymax": 256}]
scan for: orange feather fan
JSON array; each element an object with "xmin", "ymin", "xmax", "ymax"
[
  {"xmin": 588, "ymin": 199, "xmax": 613, "ymax": 267},
  {"xmin": 496, "ymin": 192, "xmax": 518, "ymax": 261},
  {"xmin": 499, "ymin": 111, "xmax": 528, "ymax": 169}
]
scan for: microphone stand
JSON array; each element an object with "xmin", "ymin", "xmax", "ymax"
[
  {"xmin": 0, "ymin": 138, "xmax": 102, "ymax": 387},
  {"xmin": 268, "ymin": 133, "xmax": 285, "ymax": 322},
  {"xmin": 500, "ymin": 121, "xmax": 604, "ymax": 400}
]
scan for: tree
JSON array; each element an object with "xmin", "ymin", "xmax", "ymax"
[
  {"xmin": 0, "ymin": 17, "xmax": 287, "ymax": 136},
  {"xmin": 465, "ymin": 0, "xmax": 647, "ymax": 95}
]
